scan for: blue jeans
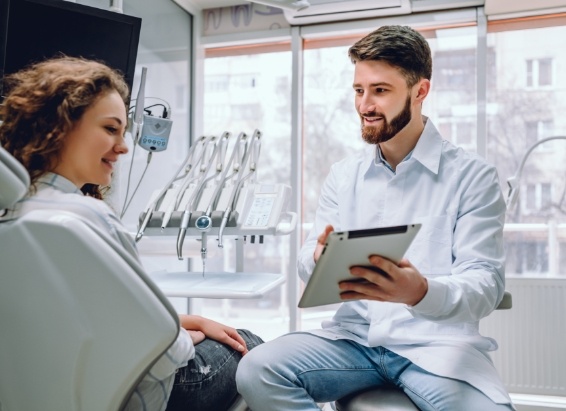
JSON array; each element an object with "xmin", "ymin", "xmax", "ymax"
[
  {"xmin": 166, "ymin": 329, "xmax": 263, "ymax": 411},
  {"xmin": 236, "ymin": 332, "xmax": 514, "ymax": 411}
]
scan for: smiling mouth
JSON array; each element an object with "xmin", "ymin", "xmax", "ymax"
[
  {"xmin": 102, "ymin": 159, "xmax": 114, "ymax": 169},
  {"xmin": 363, "ymin": 116, "xmax": 384, "ymax": 125}
]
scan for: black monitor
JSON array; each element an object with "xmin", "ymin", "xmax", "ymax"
[{"xmin": 0, "ymin": 0, "xmax": 142, "ymax": 98}]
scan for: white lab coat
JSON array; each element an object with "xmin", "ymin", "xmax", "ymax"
[{"xmin": 298, "ymin": 117, "xmax": 512, "ymax": 405}]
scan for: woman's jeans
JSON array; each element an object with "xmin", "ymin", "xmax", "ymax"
[
  {"xmin": 236, "ymin": 332, "xmax": 515, "ymax": 411},
  {"xmin": 166, "ymin": 329, "xmax": 263, "ymax": 411}
]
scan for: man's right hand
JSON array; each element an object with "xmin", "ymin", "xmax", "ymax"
[{"xmin": 314, "ymin": 224, "xmax": 334, "ymax": 263}]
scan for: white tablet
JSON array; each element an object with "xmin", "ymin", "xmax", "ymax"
[{"xmin": 298, "ymin": 223, "xmax": 422, "ymax": 308}]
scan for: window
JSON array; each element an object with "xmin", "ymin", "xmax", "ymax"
[
  {"xmin": 231, "ymin": 73, "xmax": 257, "ymax": 89},
  {"xmin": 526, "ymin": 57, "xmax": 553, "ymax": 88},
  {"xmin": 524, "ymin": 182, "xmax": 552, "ymax": 212},
  {"xmin": 199, "ymin": 47, "xmax": 293, "ymax": 341},
  {"xmin": 205, "ymin": 74, "xmax": 230, "ymax": 92},
  {"xmin": 525, "ymin": 119, "xmax": 553, "ymax": 144},
  {"xmin": 303, "ymin": 42, "xmax": 362, "ymax": 225},
  {"xmin": 424, "ymin": 26, "xmax": 479, "ymax": 152},
  {"xmin": 161, "ymin": 9, "xmax": 566, "ymax": 346},
  {"xmin": 520, "ymin": 241, "xmax": 549, "ymax": 273},
  {"xmin": 438, "ymin": 118, "xmax": 475, "ymax": 148},
  {"xmin": 434, "ymin": 49, "xmax": 476, "ymax": 90},
  {"xmin": 231, "ymin": 103, "xmax": 262, "ymax": 119},
  {"xmin": 488, "ymin": 16, "xmax": 566, "ymax": 276}
]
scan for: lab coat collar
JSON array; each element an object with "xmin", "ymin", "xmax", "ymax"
[{"xmin": 411, "ymin": 116, "xmax": 443, "ymax": 175}]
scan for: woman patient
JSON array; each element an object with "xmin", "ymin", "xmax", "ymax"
[{"xmin": 0, "ymin": 56, "xmax": 263, "ymax": 411}]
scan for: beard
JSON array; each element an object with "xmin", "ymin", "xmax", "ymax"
[{"xmin": 361, "ymin": 94, "xmax": 412, "ymax": 145}]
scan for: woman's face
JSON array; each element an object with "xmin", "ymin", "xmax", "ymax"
[{"xmin": 53, "ymin": 90, "xmax": 128, "ymax": 188}]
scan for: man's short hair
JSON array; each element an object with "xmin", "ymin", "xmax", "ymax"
[{"xmin": 348, "ymin": 25, "xmax": 432, "ymax": 87}]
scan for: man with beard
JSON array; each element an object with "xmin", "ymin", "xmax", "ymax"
[{"xmin": 236, "ymin": 25, "xmax": 514, "ymax": 411}]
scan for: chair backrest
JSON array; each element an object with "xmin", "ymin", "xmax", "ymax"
[
  {"xmin": 0, "ymin": 145, "xmax": 30, "ymax": 209},
  {"xmin": 0, "ymin": 146, "xmax": 179, "ymax": 411}
]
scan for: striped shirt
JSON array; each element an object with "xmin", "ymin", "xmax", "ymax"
[{"xmin": 1, "ymin": 172, "xmax": 194, "ymax": 411}]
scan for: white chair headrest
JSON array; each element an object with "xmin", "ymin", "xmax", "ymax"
[{"xmin": 0, "ymin": 146, "xmax": 30, "ymax": 209}]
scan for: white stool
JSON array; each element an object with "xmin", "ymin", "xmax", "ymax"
[{"xmin": 336, "ymin": 386, "xmax": 418, "ymax": 411}]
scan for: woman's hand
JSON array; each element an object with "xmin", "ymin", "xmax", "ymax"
[
  {"xmin": 179, "ymin": 314, "xmax": 248, "ymax": 355},
  {"xmin": 187, "ymin": 330, "xmax": 205, "ymax": 345}
]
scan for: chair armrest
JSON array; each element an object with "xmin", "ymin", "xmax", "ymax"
[{"xmin": 496, "ymin": 290, "xmax": 512, "ymax": 310}]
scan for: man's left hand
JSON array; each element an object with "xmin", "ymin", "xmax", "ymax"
[{"xmin": 338, "ymin": 256, "xmax": 428, "ymax": 306}]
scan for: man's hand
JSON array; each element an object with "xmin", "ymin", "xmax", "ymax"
[
  {"xmin": 314, "ymin": 224, "xmax": 334, "ymax": 263},
  {"xmin": 338, "ymin": 256, "xmax": 428, "ymax": 306},
  {"xmin": 179, "ymin": 315, "xmax": 249, "ymax": 355}
]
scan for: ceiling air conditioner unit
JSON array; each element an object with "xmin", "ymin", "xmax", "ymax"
[{"xmin": 284, "ymin": 0, "xmax": 412, "ymax": 25}]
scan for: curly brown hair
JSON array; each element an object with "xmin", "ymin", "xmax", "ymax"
[{"xmin": 0, "ymin": 56, "xmax": 130, "ymax": 199}]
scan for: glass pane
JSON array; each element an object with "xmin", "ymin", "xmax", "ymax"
[
  {"xmin": 526, "ymin": 59, "xmax": 534, "ymax": 87},
  {"xmin": 539, "ymin": 57, "xmax": 553, "ymax": 87},
  {"xmin": 303, "ymin": 45, "xmax": 360, "ymax": 226},
  {"xmin": 487, "ymin": 22, "xmax": 566, "ymax": 276},
  {"xmin": 526, "ymin": 184, "xmax": 537, "ymax": 210},
  {"xmin": 424, "ymin": 26, "xmax": 478, "ymax": 151},
  {"xmin": 199, "ymin": 50, "xmax": 293, "ymax": 341},
  {"xmin": 541, "ymin": 183, "xmax": 552, "ymax": 210}
]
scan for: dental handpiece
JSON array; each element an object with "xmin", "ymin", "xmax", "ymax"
[
  {"xmin": 174, "ymin": 170, "xmax": 218, "ymax": 259},
  {"xmin": 217, "ymin": 205, "xmax": 232, "ymax": 248},
  {"xmin": 217, "ymin": 135, "xmax": 253, "ymax": 247},
  {"xmin": 135, "ymin": 207, "xmax": 154, "ymax": 242},
  {"xmin": 176, "ymin": 209, "xmax": 192, "ymax": 260},
  {"xmin": 195, "ymin": 214, "xmax": 212, "ymax": 276},
  {"xmin": 176, "ymin": 137, "xmax": 221, "ymax": 260},
  {"xmin": 200, "ymin": 231, "xmax": 207, "ymax": 277},
  {"xmin": 134, "ymin": 140, "xmax": 200, "ymax": 242},
  {"xmin": 162, "ymin": 174, "xmax": 198, "ymax": 230},
  {"xmin": 193, "ymin": 132, "xmax": 229, "ymax": 273},
  {"xmin": 222, "ymin": 131, "xmax": 261, "ymax": 244}
]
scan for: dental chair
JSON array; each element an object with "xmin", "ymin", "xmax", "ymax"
[
  {"xmin": 0, "ymin": 146, "xmax": 177, "ymax": 411},
  {"xmin": 335, "ymin": 291, "xmax": 513, "ymax": 411}
]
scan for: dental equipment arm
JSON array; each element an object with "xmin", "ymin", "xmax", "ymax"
[
  {"xmin": 194, "ymin": 131, "xmax": 231, "ymax": 275},
  {"xmin": 135, "ymin": 136, "xmax": 203, "ymax": 242},
  {"xmin": 235, "ymin": 129, "xmax": 262, "ymax": 188},
  {"xmin": 161, "ymin": 136, "xmax": 213, "ymax": 230},
  {"xmin": 247, "ymin": 129, "xmax": 262, "ymax": 185},
  {"xmin": 217, "ymin": 130, "xmax": 262, "ymax": 247},
  {"xmin": 176, "ymin": 137, "xmax": 223, "ymax": 260},
  {"xmin": 216, "ymin": 135, "xmax": 249, "ymax": 247}
]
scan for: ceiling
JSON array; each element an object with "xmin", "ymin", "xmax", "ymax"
[
  {"xmin": 180, "ymin": 0, "xmax": 566, "ymax": 17},
  {"xmin": 181, "ymin": 0, "xmax": 247, "ymax": 9}
]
